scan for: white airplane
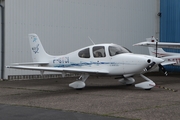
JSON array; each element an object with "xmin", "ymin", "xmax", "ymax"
[
  {"xmin": 7, "ymin": 34, "xmax": 165, "ymax": 90},
  {"xmin": 133, "ymin": 37, "xmax": 180, "ymax": 67}
]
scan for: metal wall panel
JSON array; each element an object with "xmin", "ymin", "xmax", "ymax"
[
  {"xmin": 0, "ymin": 0, "xmax": 4, "ymax": 79},
  {"xmin": 4, "ymin": 0, "xmax": 159, "ymax": 78},
  {"xmin": 160, "ymin": 0, "xmax": 180, "ymax": 72},
  {"xmin": 0, "ymin": 6, "xmax": 1, "ymax": 79}
]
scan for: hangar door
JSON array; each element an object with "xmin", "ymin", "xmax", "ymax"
[{"xmin": 160, "ymin": 0, "xmax": 180, "ymax": 72}]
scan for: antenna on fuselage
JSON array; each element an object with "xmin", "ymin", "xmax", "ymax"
[{"xmin": 88, "ymin": 36, "xmax": 95, "ymax": 45}]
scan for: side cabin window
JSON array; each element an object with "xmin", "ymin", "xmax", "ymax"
[
  {"xmin": 109, "ymin": 45, "xmax": 130, "ymax": 56},
  {"xmin": 93, "ymin": 46, "xmax": 106, "ymax": 58},
  {"xmin": 78, "ymin": 48, "xmax": 90, "ymax": 58}
]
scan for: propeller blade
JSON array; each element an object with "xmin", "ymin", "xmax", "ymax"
[
  {"xmin": 159, "ymin": 64, "xmax": 168, "ymax": 76},
  {"xmin": 144, "ymin": 62, "xmax": 156, "ymax": 71}
]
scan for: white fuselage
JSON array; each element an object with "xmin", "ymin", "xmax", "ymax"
[{"xmin": 47, "ymin": 44, "xmax": 163, "ymax": 76}]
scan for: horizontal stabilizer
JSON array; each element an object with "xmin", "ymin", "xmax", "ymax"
[{"xmin": 161, "ymin": 61, "xmax": 176, "ymax": 66}]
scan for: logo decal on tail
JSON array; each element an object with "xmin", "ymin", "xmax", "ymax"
[
  {"xmin": 33, "ymin": 37, "xmax": 37, "ymax": 42},
  {"xmin": 30, "ymin": 36, "xmax": 37, "ymax": 42},
  {"xmin": 32, "ymin": 44, "xmax": 39, "ymax": 54}
]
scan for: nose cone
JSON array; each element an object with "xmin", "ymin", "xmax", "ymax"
[{"xmin": 152, "ymin": 57, "xmax": 164, "ymax": 64}]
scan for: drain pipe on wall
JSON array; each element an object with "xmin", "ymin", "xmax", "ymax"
[{"xmin": 0, "ymin": 4, "xmax": 4, "ymax": 79}]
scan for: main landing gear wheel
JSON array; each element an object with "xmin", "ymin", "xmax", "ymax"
[
  {"xmin": 145, "ymin": 88, "xmax": 152, "ymax": 90},
  {"xmin": 75, "ymin": 88, "xmax": 83, "ymax": 90},
  {"xmin": 135, "ymin": 74, "xmax": 156, "ymax": 90},
  {"xmin": 69, "ymin": 73, "xmax": 89, "ymax": 89},
  {"xmin": 126, "ymin": 84, "xmax": 133, "ymax": 86}
]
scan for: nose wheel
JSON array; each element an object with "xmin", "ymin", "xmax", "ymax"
[{"xmin": 135, "ymin": 74, "xmax": 156, "ymax": 90}]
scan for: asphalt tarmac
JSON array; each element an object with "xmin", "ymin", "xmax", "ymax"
[
  {"xmin": 0, "ymin": 73, "xmax": 179, "ymax": 120},
  {"xmin": 0, "ymin": 104, "xmax": 124, "ymax": 120}
]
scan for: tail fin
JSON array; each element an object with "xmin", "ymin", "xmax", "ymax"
[
  {"xmin": 146, "ymin": 37, "xmax": 167, "ymax": 58},
  {"xmin": 29, "ymin": 34, "xmax": 52, "ymax": 62}
]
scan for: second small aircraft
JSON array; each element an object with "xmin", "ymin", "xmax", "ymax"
[{"xmin": 133, "ymin": 37, "xmax": 180, "ymax": 67}]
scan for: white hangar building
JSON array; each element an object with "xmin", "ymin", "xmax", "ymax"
[{"xmin": 0, "ymin": 0, "xmax": 160, "ymax": 79}]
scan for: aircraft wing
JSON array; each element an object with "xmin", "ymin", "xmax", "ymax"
[
  {"xmin": 12, "ymin": 62, "xmax": 49, "ymax": 65},
  {"xmin": 6, "ymin": 65, "xmax": 109, "ymax": 74},
  {"xmin": 133, "ymin": 41, "xmax": 180, "ymax": 49},
  {"xmin": 161, "ymin": 61, "xmax": 176, "ymax": 66},
  {"xmin": 160, "ymin": 56, "xmax": 179, "ymax": 66}
]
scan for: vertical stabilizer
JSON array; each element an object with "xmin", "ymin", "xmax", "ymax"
[{"xmin": 29, "ymin": 34, "xmax": 51, "ymax": 62}]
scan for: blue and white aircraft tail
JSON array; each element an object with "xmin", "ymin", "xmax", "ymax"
[{"xmin": 29, "ymin": 34, "xmax": 55, "ymax": 63}]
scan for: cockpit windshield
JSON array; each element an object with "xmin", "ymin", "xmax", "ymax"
[{"xmin": 109, "ymin": 45, "xmax": 131, "ymax": 56}]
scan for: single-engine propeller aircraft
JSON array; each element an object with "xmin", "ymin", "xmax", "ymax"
[
  {"xmin": 7, "ymin": 34, "xmax": 165, "ymax": 90},
  {"xmin": 133, "ymin": 37, "xmax": 180, "ymax": 67}
]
